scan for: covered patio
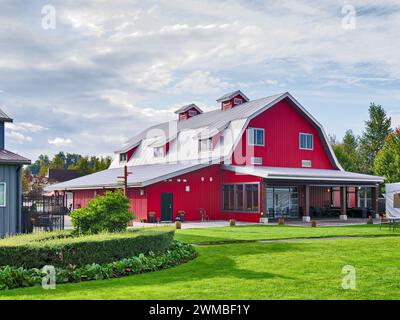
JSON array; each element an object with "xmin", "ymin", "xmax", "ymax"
[{"xmin": 223, "ymin": 165, "xmax": 385, "ymax": 222}]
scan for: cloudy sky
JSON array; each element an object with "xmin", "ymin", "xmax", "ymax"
[{"xmin": 1, "ymin": 0, "xmax": 399, "ymax": 160}]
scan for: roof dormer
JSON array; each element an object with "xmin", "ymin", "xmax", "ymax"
[
  {"xmin": 174, "ymin": 104, "xmax": 203, "ymax": 121},
  {"xmin": 217, "ymin": 90, "xmax": 249, "ymax": 110}
]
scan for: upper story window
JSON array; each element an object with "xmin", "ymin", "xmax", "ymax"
[
  {"xmin": 247, "ymin": 128, "xmax": 264, "ymax": 146},
  {"xmin": 198, "ymin": 138, "xmax": 212, "ymax": 153},
  {"xmin": 0, "ymin": 183, "xmax": 6, "ymax": 207},
  {"xmin": 119, "ymin": 153, "xmax": 127, "ymax": 162},
  {"xmin": 188, "ymin": 110, "xmax": 197, "ymax": 117},
  {"xmin": 154, "ymin": 146, "xmax": 164, "ymax": 158},
  {"xmin": 234, "ymin": 98, "xmax": 243, "ymax": 105},
  {"xmin": 299, "ymin": 133, "xmax": 313, "ymax": 150}
]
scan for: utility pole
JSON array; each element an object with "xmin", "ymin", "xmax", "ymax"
[{"xmin": 117, "ymin": 165, "xmax": 132, "ymax": 197}]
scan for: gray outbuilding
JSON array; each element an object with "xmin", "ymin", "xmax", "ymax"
[{"xmin": 0, "ymin": 109, "xmax": 31, "ymax": 237}]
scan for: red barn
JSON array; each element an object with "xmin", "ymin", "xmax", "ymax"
[{"xmin": 48, "ymin": 91, "xmax": 384, "ymax": 223}]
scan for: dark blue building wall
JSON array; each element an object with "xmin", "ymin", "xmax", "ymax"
[
  {"xmin": 0, "ymin": 164, "xmax": 22, "ymax": 237},
  {"xmin": 0, "ymin": 122, "xmax": 4, "ymax": 149}
]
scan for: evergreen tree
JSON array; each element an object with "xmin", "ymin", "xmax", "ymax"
[
  {"xmin": 374, "ymin": 128, "xmax": 400, "ymax": 183},
  {"xmin": 359, "ymin": 103, "xmax": 392, "ymax": 174}
]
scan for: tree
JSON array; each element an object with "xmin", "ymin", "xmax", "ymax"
[
  {"xmin": 374, "ymin": 128, "xmax": 400, "ymax": 183},
  {"xmin": 22, "ymin": 167, "xmax": 31, "ymax": 194},
  {"xmin": 70, "ymin": 156, "xmax": 92, "ymax": 176},
  {"xmin": 359, "ymin": 103, "xmax": 392, "ymax": 174},
  {"xmin": 49, "ymin": 153, "xmax": 65, "ymax": 169},
  {"xmin": 39, "ymin": 160, "xmax": 48, "ymax": 177},
  {"xmin": 331, "ymin": 130, "xmax": 362, "ymax": 172}
]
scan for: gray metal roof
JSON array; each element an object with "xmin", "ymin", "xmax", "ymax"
[
  {"xmin": 216, "ymin": 90, "xmax": 250, "ymax": 102},
  {"xmin": 0, "ymin": 109, "xmax": 13, "ymax": 123},
  {"xmin": 223, "ymin": 165, "xmax": 384, "ymax": 183},
  {"xmin": 117, "ymin": 92, "xmax": 285, "ymax": 153},
  {"xmin": 0, "ymin": 149, "xmax": 31, "ymax": 165},
  {"xmin": 174, "ymin": 104, "xmax": 203, "ymax": 114},
  {"xmin": 45, "ymin": 162, "xmax": 211, "ymax": 191}
]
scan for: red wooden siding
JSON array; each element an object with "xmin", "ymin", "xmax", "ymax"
[
  {"xmin": 231, "ymin": 98, "xmax": 334, "ymax": 169},
  {"xmin": 146, "ymin": 165, "xmax": 222, "ymax": 221}
]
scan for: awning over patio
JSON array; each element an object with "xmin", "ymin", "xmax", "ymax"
[{"xmin": 223, "ymin": 165, "xmax": 384, "ymax": 185}]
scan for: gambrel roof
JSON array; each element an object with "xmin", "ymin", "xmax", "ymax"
[
  {"xmin": 117, "ymin": 92, "xmax": 283, "ymax": 153},
  {"xmin": 115, "ymin": 92, "xmax": 342, "ymax": 170}
]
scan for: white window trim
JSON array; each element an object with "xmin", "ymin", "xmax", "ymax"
[
  {"xmin": 250, "ymin": 157, "xmax": 263, "ymax": 165},
  {"xmin": 153, "ymin": 146, "xmax": 165, "ymax": 158},
  {"xmin": 198, "ymin": 138, "xmax": 213, "ymax": 153},
  {"xmin": 299, "ymin": 133, "xmax": 314, "ymax": 150},
  {"xmin": 119, "ymin": 153, "xmax": 127, "ymax": 162},
  {"xmin": 0, "ymin": 182, "xmax": 6, "ymax": 207},
  {"xmin": 234, "ymin": 98, "xmax": 243, "ymax": 105},
  {"xmin": 301, "ymin": 160, "xmax": 312, "ymax": 168},
  {"xmin": 247, "ymin": 128, "xmax": 265, "ymax": 147}
]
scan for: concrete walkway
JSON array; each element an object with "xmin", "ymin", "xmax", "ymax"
[
  {"xmin": 130, "ymin": 220, "xmax": 258, "ymax": 230},
  {"xmin": 65, "ymin": 216, "xmax": 379, "ymax": 230},
  {"xmin": 129, "ymin": 218, "xmax": 378, "ymax": 229}
]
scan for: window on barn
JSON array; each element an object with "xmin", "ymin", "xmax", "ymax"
[
  {"xmin": 234, "ymin": 98, "xmax": 243, "ymax": 105},
  {"xmin": 299, "ymin": 133, "xmax": 313, "ymax": 150},
  {"xmin": 188, "ymin": 110, "xmax": 197, "ymax": 117},
  {"xmin": 119, "ymin": 153, "xmax": 127, "ymax": 162},
  {"xmin": 153, "ymin": 146, "xmax": 164, "ymax": 158},
  {"xmin": 358, "ymin": 187, "xmax": 372, "ymax": 208},
  {"xmin": 222, "ymin": 183, "xmax": 259, "ymax": 212},
  {"xmin": 247, "ymin": 128, "xmax": 264, "ymax": 146},
  {"xmin": 0, "ymin": 183, "xmax": 6, "ymax": 207},
  {"xmin": 198, "ymin": 138, "xmax": 212, "ymax": 153}
]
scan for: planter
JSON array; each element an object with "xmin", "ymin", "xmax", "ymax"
[
  {"xmin": 175, "ymin": 221, "xmax": 182, "ymax": 229},
  {"xmin": 229, "ymin": 219, "xmax": 236, "ymax": 226},
  {"xmin": 278, "ymin": 218, "xmax": 285, "ymax": 225},
  {"xmin": 259, "ymin": 217, "xmax": 268, "ymax": 224},
  {"xmin": 367, "ymin": 216, "xmax": 374, "ymax": 225},
  {"xmin": 311, "ymin": 220, "xmax": 317, "ymax": 227}
]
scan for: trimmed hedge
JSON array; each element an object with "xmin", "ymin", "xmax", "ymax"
[
  {"xmin": 0, "ymin": 241, "xmax": 197, "ymax": 290},
  {"xmin": 0, "ymin": 228, "xmax": 175, "ymax": 268}
]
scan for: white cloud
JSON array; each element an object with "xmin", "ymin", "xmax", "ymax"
[
  {"xmin": 48, "ymin": 138, "xmax": 72, "ymax": 147},
  {"xmin": 173, "ymin": 71, "xmax": 231, "ymax": 94},
  {"xmin": 6, "ymin": 131, "xmax": 32, "ymax": 143}
]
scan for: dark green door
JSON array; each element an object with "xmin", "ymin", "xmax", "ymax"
[{"xmin": 161, "ymin": 193, "xmax": 173, "ymax": 221}]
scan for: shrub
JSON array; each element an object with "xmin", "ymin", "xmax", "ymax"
[
  {"xmin": 71, "ymin": 190, "xmax": 134, "ymax": 234},
  {"xmin": 0, "ymin": 228, "xmax": 175, "ymax": 268},
  {"xmin": 0, "ymin": 241, "xmax": 197, "ymax": 290}
]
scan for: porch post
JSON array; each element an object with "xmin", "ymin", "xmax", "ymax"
[
  {"xmin": 371, "ymin": 185, "xmax": 379, "ymax": 218},
  {"xmin": 303, "ymin": 185, "xmax": 311, "ymax": 222},
  {"xmin": 340, "ymin": 186, "xmax": 348, "ymax": 220}
]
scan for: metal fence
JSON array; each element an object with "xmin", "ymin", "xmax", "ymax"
[{"xmin": 22, "ymin": 195, "xmax": 69, "ymax": 233}]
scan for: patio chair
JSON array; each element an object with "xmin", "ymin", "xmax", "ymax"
[{"xmin": 199, "ymin": 208, "xmax": 209, "ymax": 222}]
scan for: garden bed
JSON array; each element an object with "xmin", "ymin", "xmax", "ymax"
[
  {"xmin": 0, "ymin": 227, "xmax": 175, "ymax": 268},
  {"xmin": 0, "ymin": 240, "xmax": 197, "ymax": 290}
]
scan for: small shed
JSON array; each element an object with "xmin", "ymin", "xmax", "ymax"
[
  {"xmin": 385, "ymin": 183, "xmax": 400, "ymax": 219},
  {"xmin": 0, "ymin": 109, "xmax": 31, "ymax": 237}
]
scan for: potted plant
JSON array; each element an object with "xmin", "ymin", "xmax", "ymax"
[
  {"xmin": 148, "ymin": 212, "xmax": 155, "ymax": 223},
  {"xmin": 177, "ymin": 211, "xmax": 185, "ymax": 222},
  {"xmin": 229, "ymin": 219, "xmax": 236, "ymax": 226}
]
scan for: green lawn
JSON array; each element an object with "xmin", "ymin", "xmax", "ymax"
[
  {"xmin": 174, "ymin": 224, "xmax": 398, "ymax": 244},
  {"xmin": 1, "ymin": 236, "xmax": 400, "ymax": 300},
  {"xmin": 1, "ymin": 225, "xmax": 400, "ymax": 300}
]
